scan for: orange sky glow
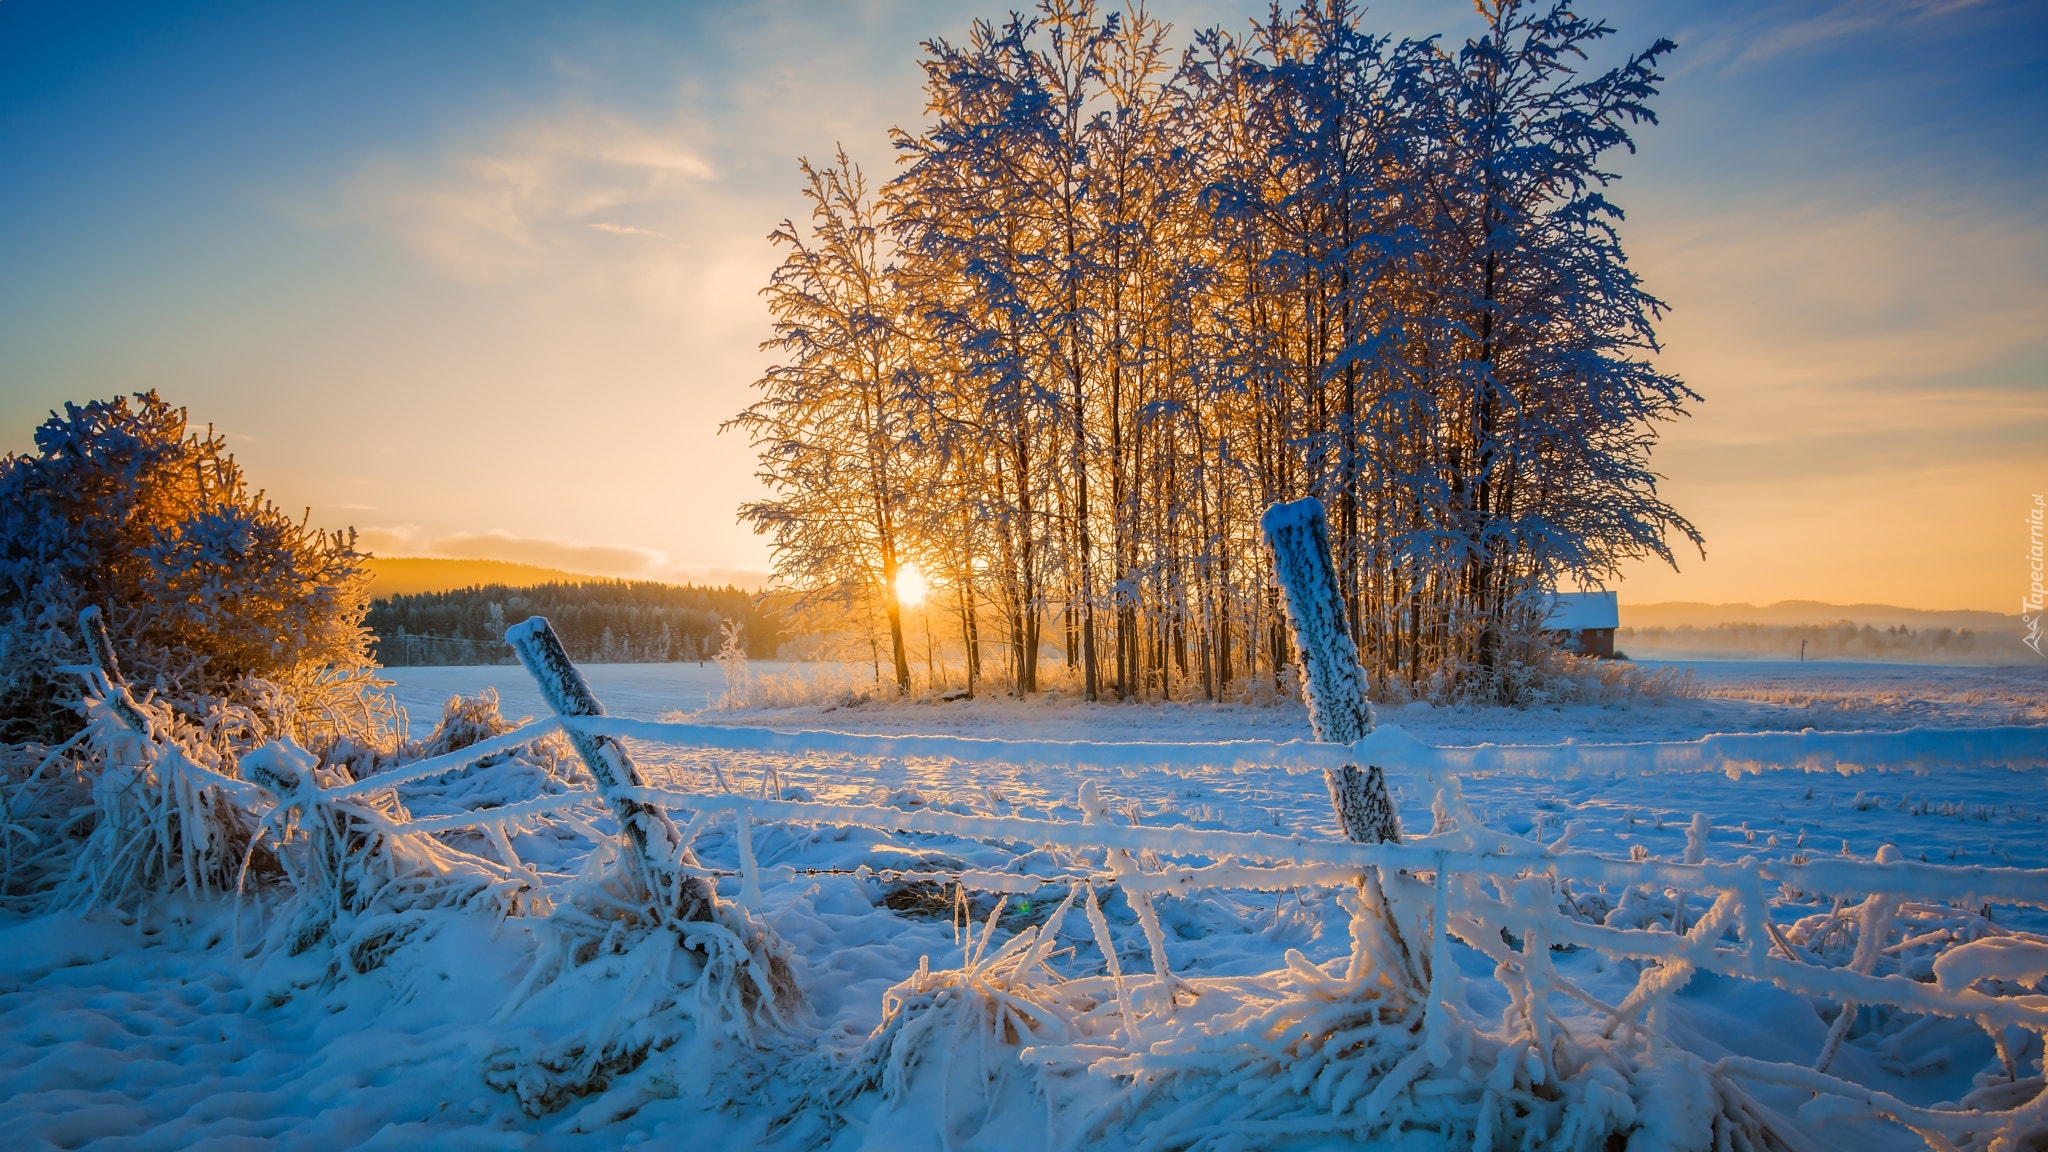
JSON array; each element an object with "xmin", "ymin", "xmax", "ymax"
[{"xmin": 2, "ymin": 1, "xmax": 2041, "ymax": 612}]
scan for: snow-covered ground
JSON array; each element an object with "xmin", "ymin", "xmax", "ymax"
[
  {"xmin": 378, "ymin": 660, "xmax": 794, "ymax": 731},
  {"xmin": 4, "ymin": 660, "xmax": 2043, "ymax": 1149}
]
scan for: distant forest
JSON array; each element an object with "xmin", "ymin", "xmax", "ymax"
[{"xmin": 366, "ymin": 582, "xmax": 782, "ymax": 666}]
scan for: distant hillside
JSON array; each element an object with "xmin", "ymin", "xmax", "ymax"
[
  {"xmin": 365, "ymin": 557, "xmax": 608, "ymax": 597},
  {"xmin": 1620, "ymin": 600, "xmax": 2018, "ymax": 633}
]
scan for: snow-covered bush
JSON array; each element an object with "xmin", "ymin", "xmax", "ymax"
[
  {"xmin": 0, "ymin": 391, "xmax": 380, "ymax": 745},
  {"xmin": 1410, "ymin": 624, "xmax": 1703, "ymax": 709},
  {"xmin": 0, "ymin": 670, "xmax": 536, "ymax": 947},
  {"xmin": 489, "ymin": 836, "xmax": 804, "ymax": 1117},
  {"xmin": 0, "ymin": 659, "xmax": 326, "ymax": 912}
]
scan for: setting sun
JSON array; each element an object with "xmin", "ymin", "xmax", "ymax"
[{"xmin": 894, "ymin": 562, "xmax": 927, "ymax": 608}]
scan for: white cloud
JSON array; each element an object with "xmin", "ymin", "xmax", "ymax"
[{"xmin": 355, "ymin": 524, "xmax": 428, "ymax": 556}]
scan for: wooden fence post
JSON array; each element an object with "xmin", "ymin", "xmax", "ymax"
[
  {"xmin": 505, "ymin": 616, "xmax": 716, "ymax": 922},
  {"xmin": 1259, "ymin": 498, "xmax": 1401, "ymax": 845}
]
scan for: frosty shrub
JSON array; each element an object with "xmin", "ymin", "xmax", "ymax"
[
  {"xmin": 1453, "ymin": 635, "xmax": 1701, "ymax": 709},
  {"xmin": 741, "ymin": 663, "xmax": 889, "ymax": 711},
  {"xmin": 0, "ymin": 661, "xmax": 519, "ymax": 932},
  {"xmin": 713, "ymin": 617, "xmax": 754, "ymax": 708},
  {"xmin": 1366, "ymin": 587, "xmax": 1700, "ymax": 709},
  {"xmin": 0, "ymin": 392, "xmax": 381, "ymax": 745}
]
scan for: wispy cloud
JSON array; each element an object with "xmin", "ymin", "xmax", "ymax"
[
  {"xmin": 1636, "ymin": 190, "xmax": 2048, "ymax": 404},
  {"xmin": 1744, "ymin": 1, "xmax": 1982, "ymax": 63},
  {"xmin": 586, "ymin": 221, "xmax": 674, "ymax": 240},
  {"xmin": 431, "ymin": 529, "xmax": 670, "ymax": 577},
  {"xmin": 357, "ymin": 525, "xmax": 768, "ymax": 589},
  {"xmin": 1676, "ymin": 0, "xmax": 1995, "ymax": 70},
  {"xmin": 345, "ymin": 107, "xmax": 743, "ymax": 310}
]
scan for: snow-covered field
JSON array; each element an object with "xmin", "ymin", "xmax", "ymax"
[
  {"xmin": 4, "ymin": 660, "xmax": 2044, "ymax": 1150},
  {"xmin": 378, "ymin": 658, "xmax": 2048, "ymax": 740}
]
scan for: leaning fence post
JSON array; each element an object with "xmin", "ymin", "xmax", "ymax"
[
  {"xmin": 505, "ymin": 616, "xmax": 715, "ymax": 922},
  {"xmin": 1259, "ymin": 498, "xmax": 1400, "ymax": 845}
]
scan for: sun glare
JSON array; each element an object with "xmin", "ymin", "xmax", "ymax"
[{"xmin": 894, "ymin": 562, "xmax": 927, "ymax": 608}]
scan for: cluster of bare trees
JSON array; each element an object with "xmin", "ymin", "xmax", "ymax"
[{"xmin": 729, "ymin": 0, "xmax": 1700, "ymax": 704}]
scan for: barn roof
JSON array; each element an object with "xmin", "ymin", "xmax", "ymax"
[{"xmin": 1543, "ymin": 590, "xmax": 1619, "ymax": 631}]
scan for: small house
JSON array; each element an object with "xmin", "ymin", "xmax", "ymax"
[{"xmin": 1542, "ymin": 590, "xmax": 1619, "ymax": 658}]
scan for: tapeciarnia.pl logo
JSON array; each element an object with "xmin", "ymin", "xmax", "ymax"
[{"xmin": 2026, "ymin": 494, "xmax": 2045, "ymax": 657}]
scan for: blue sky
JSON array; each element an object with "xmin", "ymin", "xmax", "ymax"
[{"xmin": 2, "ymin": 0, "xmax": 2043, "ymax": 609}]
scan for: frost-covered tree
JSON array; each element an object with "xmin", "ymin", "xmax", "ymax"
[
  {"xmin": 0, "ymin": 392, "xmax": 378, "ymax": 743},
  {"xmin": 734, "ymin": 0, "xmax": 1698, "ymax": 705},
  {"xmin": 1385, "ymin": 0, "xmax": 1697, "ymax": 689},
  {"xmin": 889, "ymin": 14, "xmax": 1069, "ymax": 695},
  {"xmin": 729, "ymin": 151, "xmax": 921, "ymax": 693}
]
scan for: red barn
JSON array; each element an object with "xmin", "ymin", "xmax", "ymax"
[{"xmin": 1542, "ymin": 591, "xmax": 1619, "ymax": 658}]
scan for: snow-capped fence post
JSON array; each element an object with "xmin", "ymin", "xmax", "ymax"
[
  {"xmin": 1259, "ymin": 498, "xmax": 1400, "ymax": 845},
  {"xmin": 506, "ymin": 616, "xmax": 716, "ymax": 923}
]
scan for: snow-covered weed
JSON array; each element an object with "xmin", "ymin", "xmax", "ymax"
[
  {"xmin": 44, "ymin": 687, "xmax": 270, "ymax": 912},
  {"xmin": 488, "ymin": 825, "xmax": 803, "ymax": 1117},
  {"xmin": 12, "ymin": 669, "xmax": 811, "ymax": 1119},
  {"xmin": 1378, "ymin": 641, "xmax": 1700, "ymax": 709},
  {"xmin": 238, "ymin": 736, "xmax": 536, "ymax": 958},
  {"xmin": 410, "ymin": 688, "xmax": 522, "ymax": 758},
  {"xmin": 741, "ymin": 663, "xmax": 891, "ymax": 711},
  {"xmin": 4, "ymin": 677, "xmax": 551, "ymax": 950},
  {"xmin": 0, "ymin": 738, "xmax": 98, "ymax": 904},
  {"xmin": 816, "ymin": 884, "xmax": 1095, "ymax": 1131},
  {"xmin": 806, "ymin": 846, "xmax": 1809, "ymax": 1152},
  {"xmin": 714, "ymin": 618, "xmax": 755, "ymax": 708}
]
